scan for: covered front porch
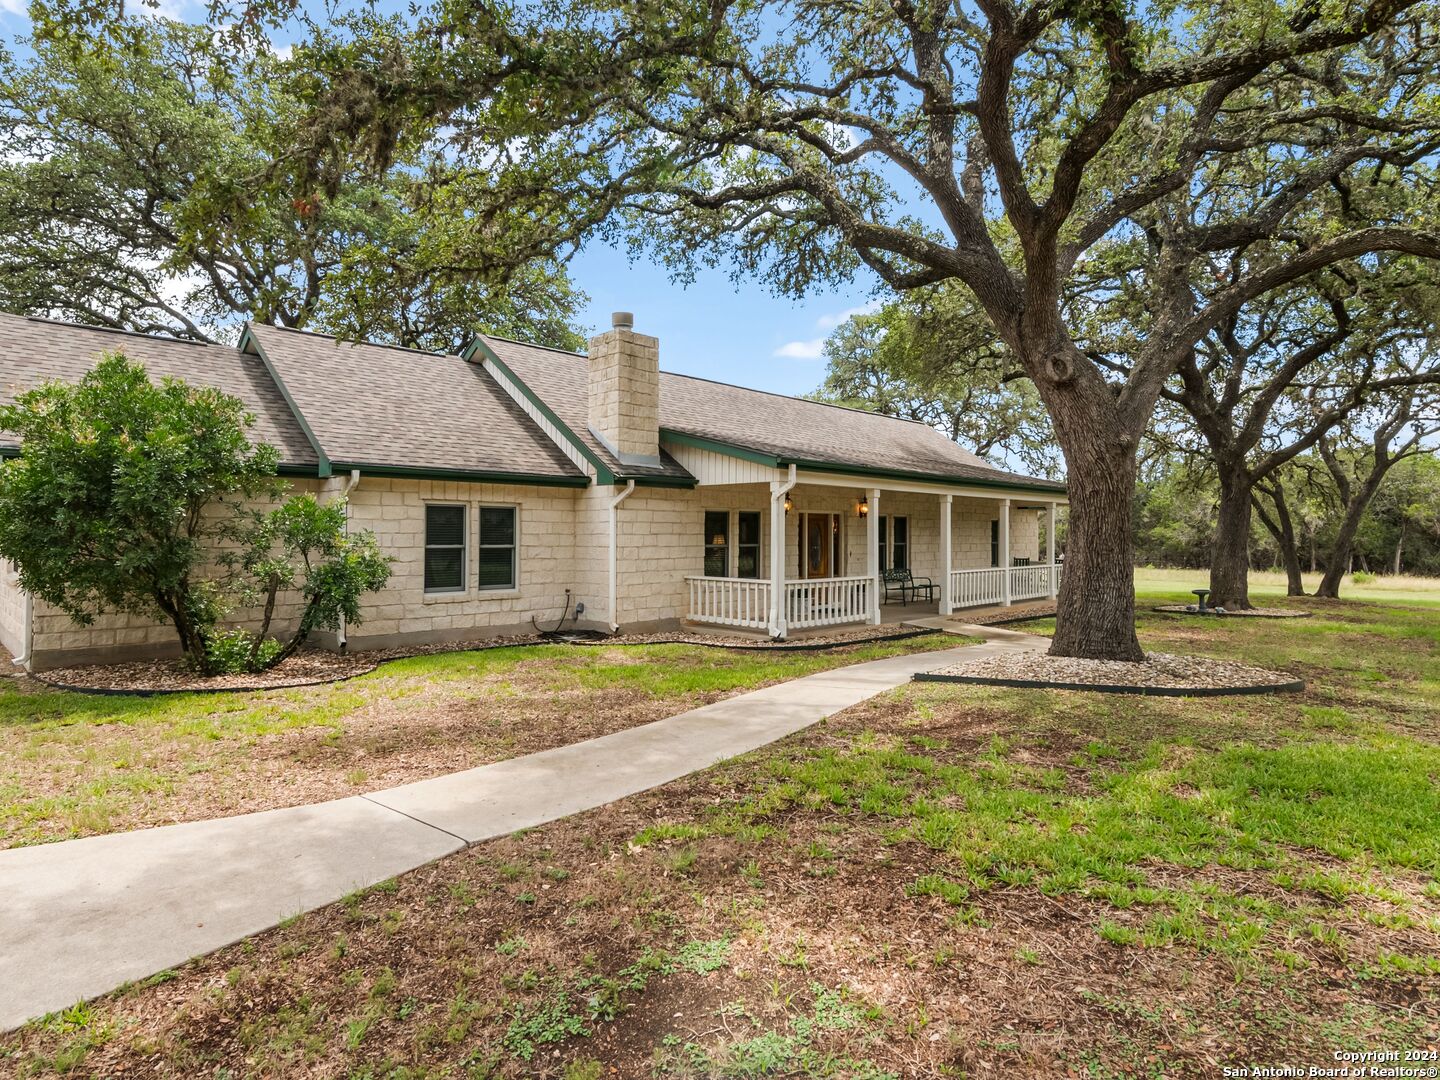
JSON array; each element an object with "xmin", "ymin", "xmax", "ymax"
[{"xmin": 680, "ymin": 468, "xmax": 1064, "ymax": 639}]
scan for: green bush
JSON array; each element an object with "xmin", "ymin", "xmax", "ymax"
[
  {"xmin": 1352, "ymin": 571, "xmax": 1376, "ymax": 584},
  {"xmin": 200, "ymin": 629, "xmax": 283, "ymax": 675}
]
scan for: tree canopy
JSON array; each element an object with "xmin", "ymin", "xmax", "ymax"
[{"xmin": 0, "ymin": 17, "xmax": 586, "ymax": 351}]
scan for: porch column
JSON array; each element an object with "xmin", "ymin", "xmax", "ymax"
[
  {"xmin": 867, "ymin": 487, "xmax": 881, "ymax": 624},
  {"xmin": 1046, "ymin": 501, "xmax": 1058, "ymax": 600},
  {"xmin": 939, "ymin": 494, "xmax": 953, "ymax": 615},
  {"xmin": 1000, "ymin": 497, "xmax": 1012, "ymax": 606},
  {"xmin": 768, "ymin": 465, "xmax": 796, "ymax": 637}
]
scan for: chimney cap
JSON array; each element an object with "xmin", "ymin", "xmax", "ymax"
[{"xmin": 611, "ymin": 311, "xmax": 634, "ymax": 329}]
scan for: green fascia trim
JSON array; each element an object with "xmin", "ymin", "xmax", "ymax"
[
  {"xmin": 0, "ymin": 445, "xmax": 17, "ymax": 459},
  {"xmin": 466, "ymin": 338, "xmax": 616, "ymax": 485},
  {"xmin": 660, "ymin": 429, "xmax": 782, "ymax": 467},
  {"xmin": 239, "ymin": 325, "xmax": 332, "ymax": 478},
  {"xmin": 785, "ymin": 457, "xmax": 1067, "ymax": 496},
  {"xmin": 633, "ymin": 474, "xmax": 697, "ymax": 489},
  {"xmin": 330, "ymin": 461, "xmax": 589, "ymax": 488}
]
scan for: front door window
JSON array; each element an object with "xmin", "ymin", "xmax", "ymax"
[{"xmin": 803, "ymin": 513, "xmax": 841, "ymax": 578}]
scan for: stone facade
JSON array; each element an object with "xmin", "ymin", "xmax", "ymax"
[
  {"xmin": 0, "ymin": 558, "xmax": 26, "ymax": 659},
  {"xmin": 338, "ymin": 477, "xmax": 597, "ymax": 649},
  {"xmin": 587, "ymin": 317, "xmax": 661, "ymax": 464},
  {"xmin": 10, "ymin": 472, "xmax": 1052, "ymax": 668}
]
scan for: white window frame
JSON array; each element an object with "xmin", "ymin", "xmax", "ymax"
[
  {"xmin": 477, "ymin": 504, "xmax": 519, "ymax": 592},
  {"xmin": 735, "ymin": 510, "xmax": 763, "ymax": 579},
  {"xmin": 423, "ymin": 502, "xmax": 468, "ymax": 595}
]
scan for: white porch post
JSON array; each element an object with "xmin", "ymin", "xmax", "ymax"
[
  {"xmin": 1000, "ymin": 497, "xmax": 1012, "ymax": 606},
  {"xmin": 1046, "ymin": 501, "xmax": 1058, "ymax": 600},
  {"xmin": 867, "ymin": 487, "xmax": 881, "ymax": 624},
  {"xmin": 939, "ymin": 494, "xmax": 953, "ymax": 615},
  {"xmin": 769, "ymin": 465, "xmax": 797, "ymax": 637}
]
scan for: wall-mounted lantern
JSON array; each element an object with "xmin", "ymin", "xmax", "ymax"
[{"xmin": 856, "ymin": 495, "xmax": 869, "ymax": 518}]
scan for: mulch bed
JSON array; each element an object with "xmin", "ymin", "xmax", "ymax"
[
  {"xmin": 917, "ymin": 650, "xmax": 1304, "ymax": 697},
  {"xmin": 1153, "ymin": 605, "xmax": 1312, "ymax": 618},
  {"xmin": 28, "ymin": 625, "xmax": 944, "ymax": 695}
]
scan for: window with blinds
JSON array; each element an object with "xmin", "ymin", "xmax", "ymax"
[
  {"xmin": 424, "ymin": 505, "xmax": 466, "ymax": 592},
  {"xmin": 478, "ymin": 506, "xmax": 518, "ymax": 590}
]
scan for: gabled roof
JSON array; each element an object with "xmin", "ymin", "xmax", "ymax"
[
  {"xmin": 243, "ymin": 323, "xmax": 587, "ymax": 486},
  {"xmin": 475, "ymin": 333, "xmax": 1065, "ymax": 495},
  {"xmin": 476, "ymin": 335, "xmax": 694, "ymax": 484},
  {"xmin": 0, "ymin": 314, "xmax": 317, "ymax": 468}
]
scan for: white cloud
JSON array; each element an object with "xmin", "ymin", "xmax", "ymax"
[
  {"xmin": 773, "ymin": 298, "xmax": 882, "ymax": 360},
  {"xmin": 815, "ymin": 299, "xmax": 882, "ymax": 331},
  {"xmin": 773, "ymin": 338, "xmax": 826, "ymax": 360},
  {"xmin": 0, "ymin": 0, "xmax": 29, "ymax": 19}
]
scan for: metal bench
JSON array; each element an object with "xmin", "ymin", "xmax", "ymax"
[{"xmin": 882, "ymin": 568, "xmax": 936, "ymax": 605}]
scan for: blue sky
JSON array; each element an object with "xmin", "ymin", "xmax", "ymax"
[{"xmin": 566, "ymin": 244, "xmax": 882, "ymax": 396}]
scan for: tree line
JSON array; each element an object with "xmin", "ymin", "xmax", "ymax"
[{"xmin": 5, "ymin": 0, "xmax": 1440, "ymax": 660}]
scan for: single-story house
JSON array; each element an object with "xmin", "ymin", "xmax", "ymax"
[{"xmin": 0, "ymin": 311, "xmax": 1066, "ymax": 670}]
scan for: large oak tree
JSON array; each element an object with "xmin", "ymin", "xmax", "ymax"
[{"xmin": 277, "ymin": 0, "xmax": 1440, "ymax": 658}]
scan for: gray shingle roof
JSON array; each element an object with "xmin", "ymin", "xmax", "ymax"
[
  {"xmin": 478, "ymin": 336, "xmax": 694, "ymax": 482},
  {"xmin": 246, "ymin": 323, "xmax": 586, "ymax": 482},
  {"xmin": 480, "ymin": 335, "xmax": 1064, "ymax": 493},
  {"xmin": 0, "ymin": 314, "xmax": 317, "ymax": 466}
]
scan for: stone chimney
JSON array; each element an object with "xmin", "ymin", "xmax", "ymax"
[{"xmin": 587, "ymin": 311, "xmax": 661, "ymax": 467}]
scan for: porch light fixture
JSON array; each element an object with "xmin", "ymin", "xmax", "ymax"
[
  {"xmin": 856, "ymin": 495, "xmax": 869, "ymax": 518},
  {"xmin": 783, "ymin": 493, "xmax": 793, "ymax": 514}
]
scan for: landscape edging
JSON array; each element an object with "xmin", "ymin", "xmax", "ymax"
[{"xmin": 912, "ymin": 672, "xmax": 1305, "ymax": 697}]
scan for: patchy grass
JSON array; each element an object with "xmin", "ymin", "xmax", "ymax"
[
  {"xmin": 3, "ymin": 600, "xmax": 1438, "ymax": 1077},
  {"xmin": 1134, "ymin": 566, "xmax": 1440, "ymax": 608},
  {"xmin": 0, "ymin": 635, "xmax": 958, "ymax": 847}
]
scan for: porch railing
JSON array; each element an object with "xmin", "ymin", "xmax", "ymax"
[
  {"xmin": 685, "ymin": 576, "xmax": 771, "ymax": 630},
  {"xmin": 950, "ymin": 566, "xmax": 1006, "ymax": 608},
  {"xmin": 949, "ymin": 563, "xmax": 1061, "ymax": 609},
  {"xmin": 686, "ymin": 575, "xmax": 873, "ymax": 631},
  {"xmin": 783, "ymin": 576, "xmax": 872, "ymax": 629}
]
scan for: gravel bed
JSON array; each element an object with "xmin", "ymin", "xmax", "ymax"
[
  {"xmin": 36, "ymin": 651, "xmax": 383, "ymax": 694},
  {"xmin": 1153, "ymin": 605, "xmax": 1311, "ymax": 618},
  {"xmin": 918, "ymin": 650, "xmax": 1302, "ymax": 696},
  {"xmin": 27, "ymin": 625, "xmax": 940, "ymax": 694},
  {"xmin": 954, "ymin": 603, "xmax": 1057, "ymax": 626}
]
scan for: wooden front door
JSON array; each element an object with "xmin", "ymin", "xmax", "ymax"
[{"xmin": 803, "ymin": 513, "xmax": 841, "ymax": 578}]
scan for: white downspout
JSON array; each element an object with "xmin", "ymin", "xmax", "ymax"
[
  {"xmin": 13, "ymin": 588, "xmax": 33, "ymax": 671},
  {"xmin": 768, "ymin": 464, "xmax": 798, "ymax": 638},
  {"xmin": 607, "ymin": 480, "xmax": 636, "ymax": 632},
  {"xmin": 334, "ymin": 470, "xmax": 361, "ymax": 649}
]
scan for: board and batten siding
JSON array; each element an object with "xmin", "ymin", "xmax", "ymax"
[{"xmin": 663, "ymin": 442, "xmax": 780, "ymax": 486}]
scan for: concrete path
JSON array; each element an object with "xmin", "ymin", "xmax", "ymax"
[{"xmin": 0, "ymin": 632, "xmax": 1043, "ymax": 1030}]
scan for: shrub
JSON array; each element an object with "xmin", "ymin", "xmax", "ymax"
[{"xmin": 0, "ymin": 354, "xmax": 390, "ymax": 673}]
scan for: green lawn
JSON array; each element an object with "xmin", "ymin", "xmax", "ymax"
[
  {"xmin": 0, "ymin": 635, "xmax": 957, "ymax": 848},
  {"xmin": 3, "ymin": 596, "xmax": 1438, "ymax": 1077},
  {"xmin": 1135, "ymin": 565, "xmax": 1440, "ymax": 607}
]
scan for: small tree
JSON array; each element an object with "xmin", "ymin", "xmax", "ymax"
[
  {"xmin": 0, "ymin": 353, "xmax": 391, "ymax": 673},
  {"xmin": 224, "ymin": 495, "xmax": 392, "ymax": 669}
]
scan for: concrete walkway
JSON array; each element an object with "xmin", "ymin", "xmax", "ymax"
[{"xmin": 0, "ymin": 630, "xmax": 1044, "ymax": 1030}]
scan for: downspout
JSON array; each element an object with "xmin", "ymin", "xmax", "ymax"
[
  {"xmin": 768, "ymin": 464, "xmax": 798, "ymax": 638},
  {"xmin": 334, "ymin": 470, "xmax": 361, "ymax": 649},
  {"xmin": 607, "ymin": 480, "xmax": 637, "ymax": 632},
  {"xmin": 13, "ymin": 588, "xmax": 33, "ymax": 671}
]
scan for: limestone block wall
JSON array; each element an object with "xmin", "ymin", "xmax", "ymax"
[
  {"xmin": 0, "ymin": 558, "xmax": 26, "ymax": 659},
  {"xmin": 27, "ymin": 479, "xmax": 326, "ymax": 669},
  {"xmin": 340, "ymin": 477, "xmax": 588, "ymax": 649},
  {"xmin": 612, "ymin": 485, "xmax": 702, "ymax": 629}
]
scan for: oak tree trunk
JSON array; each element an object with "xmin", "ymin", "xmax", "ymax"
[
  {"xmin": 1208, "ymin": 464, "xmax": 1254, "ymax": 609},
  {"xmin": 1252, "ymin": 487, "xmax": 1305, "ymax": 596},
  {"xmin": 1315, "ymin": 477, "xmax": 1383, "ymax": 598},
  {"xmin": 1047, "ymin": 404, "xmax": 1143, "ymax": 662}
]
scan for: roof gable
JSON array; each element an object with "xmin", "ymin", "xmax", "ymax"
[{"xmin": 0, "ymin": 314, "xmax": 317, "ymax": 468}]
